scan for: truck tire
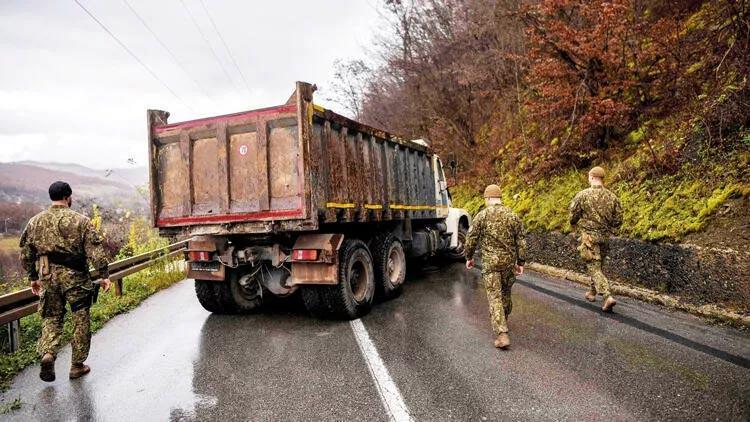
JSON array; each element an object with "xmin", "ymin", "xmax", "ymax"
[
  {"xmin": 301, "ymin": 239, "xmax": 375, "ymax": 319},
  {"xmin": 371, "ymin": 234, "xmax": 406, "ymax": 300},
  {"xmin": 194, "ymin": 268, "xmax": 263, "ymax": 314},
  {"xmin": 195, "ymin": 280, "xmax": 223, "ymax": 313},
  {"xmin": 444, "ymin": 224, "xmax": 468, "ymax": 261}
]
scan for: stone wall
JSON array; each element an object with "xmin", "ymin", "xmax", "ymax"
[{"xmin": 527, "ymin": 231, "xmax": 750, "ymax": 314}]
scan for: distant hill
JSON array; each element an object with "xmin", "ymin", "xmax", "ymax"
[
  {"xmin": 17, "ymin": 160, "xmax": 148, "ymax": 187},
  {"xmin": 0, "ymin": 162, "xmax": 147, "ymax": 211}
]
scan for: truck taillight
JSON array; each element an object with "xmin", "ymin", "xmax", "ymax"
[
  {"xmin": 188, "ymin": 251, "xmax": 212, "ymax": 262},
  {"xmin": 292, "ymin": 249, "xmax": 319, "ymax": 261}
]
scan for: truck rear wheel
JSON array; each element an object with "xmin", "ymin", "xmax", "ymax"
[
  {"xmin": 301, "ymin": 239, "xmax": 375, "ymax": 319},
  {"xmin": 195, "ymin": 280, "xmax": 223, "ymax": 313},
  {"xmin": 372, "ymin": 234, "xmax": 406, "ymax": 300},
  {"xmin": 194, "ymin": 268, "xmax": 263, "ymax": 314}
]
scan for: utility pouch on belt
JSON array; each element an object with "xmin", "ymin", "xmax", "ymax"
[{"xmin": 38, "ymin": 256, "xmax": 50, "ymax": 277}]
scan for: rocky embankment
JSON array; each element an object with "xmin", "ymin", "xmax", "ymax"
[{"xmin": 527, "ymin": 232, "xmax": 750, "ymax": 317}]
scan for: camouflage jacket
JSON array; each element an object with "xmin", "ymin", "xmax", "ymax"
[
  {"xmin": 19, "ymin": 205, "xmax": 110, "ymax": 288},
  {"xmin": 465, "ymin": 203, "xmax": 527, "ymax": 272},
  {"xmin": 569, "ymin": 185, "xmax": 623, "ymax": 236}
]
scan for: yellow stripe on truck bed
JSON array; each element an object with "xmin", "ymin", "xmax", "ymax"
[{"xmin": 326, "ymin": 202, "xmax": 357, "ymax": 209}]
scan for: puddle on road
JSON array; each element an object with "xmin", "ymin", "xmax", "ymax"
[
  {"xmin": 511, "ymin": 285, "xmax": 710, "ymax": 391},
  {"xmin": 605, "ymin": 337, "xmax": 710, "ymax": 390},
  {"xmin": 513, "ymin": 292, "xmax": 596, "ymax": 343}
]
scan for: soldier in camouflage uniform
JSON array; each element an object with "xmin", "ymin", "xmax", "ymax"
[
  {"xmin": 20, "ymin": 181, "xmax": 111, "ymax": 382},
  {"xmin": 569, "ymin": 166, "xmax": 623, "ymax": 312},
  {"xmin": 465, "ymin": 185, "xmax": 526, "ymax": 349}
]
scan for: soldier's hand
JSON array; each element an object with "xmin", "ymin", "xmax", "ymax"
[
  {"xmin": 514, "ymin": 265, "xmax": 524, "ymax": 276},
  {"xmin": 30, "ymin": 280, "xmax": 42, "ymax": 296},
  {"xmin": 100, "ymin": 278, "xmax": 112, "ymax": 293},
  {"xmin": 466, "ymin": 259, "xmax": 474, "ymax": 270}
]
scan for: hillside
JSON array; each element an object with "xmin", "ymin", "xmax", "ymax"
[
  {"xmin": 333, "ymin": 0, "xmax": 750, "ymax": 251},
  {"xmin": 17, "ymin": 160, "xmax": 148, "ymax": 187},
  {"xmin": 0, "ymin": 162, "xmax": 147, "ymax": 210}
]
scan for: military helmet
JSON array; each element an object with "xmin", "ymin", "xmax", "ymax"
[
  {"xmin": 588, "ymin": 166, "xmax": 605, "ymax": 179},
  {"xmin": 483, "ymin": 184, "xmax": 502, "ymax": 199}
]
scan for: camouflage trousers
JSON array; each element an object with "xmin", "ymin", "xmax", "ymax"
[
  {"xmin": 577, "ymin": 232, "xmax": 612, "ymax": 299},
  {"xmin": 483, "ymin": 268, "xmax": 515, "ymax": 335},
  {"xmin": 37, "ymin": 282, "xmax": 92, "ymax": 365}
]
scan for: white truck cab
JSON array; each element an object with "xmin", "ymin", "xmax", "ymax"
[{"xmin": 413, "ymin": 139, "xmax": 472, "ymax": 254}]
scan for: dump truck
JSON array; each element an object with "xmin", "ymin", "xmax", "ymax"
[{"xmin": 147, "ymin": 82, "xmax": 471, "ymax": 319}]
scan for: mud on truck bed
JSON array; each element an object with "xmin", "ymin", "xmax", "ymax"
[{"xmin": 148, "ymin": 82, "xmax": 471, "ymax": 319}]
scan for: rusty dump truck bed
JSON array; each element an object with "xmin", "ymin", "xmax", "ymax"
[{"xmin": 148, "ymin": 82, "xmax": 444, "ymax": 236}]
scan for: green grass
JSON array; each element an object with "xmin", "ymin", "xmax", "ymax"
[
  {"xmin": 451, "ymin": 154, "xmax": 749, "ymax": 242},
  {"xmin": 0, "ymin": 397, "xmax": 21, "ymax": 414},
  {"xmin": 0, "ymin": 261, "xmax": 185, "ymax": 392}
]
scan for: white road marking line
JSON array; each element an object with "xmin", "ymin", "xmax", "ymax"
[{"xmin": 350, "ymin": 319, "xmax": 414, "ymax": 422}]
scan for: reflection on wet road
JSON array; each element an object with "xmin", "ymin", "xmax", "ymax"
[{"xmin": 1, "ymin": 263, "xmax": 749, "ymax": 421}]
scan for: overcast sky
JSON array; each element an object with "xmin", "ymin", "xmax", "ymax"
[{"xmin": 0, "ymin": 0, "xmax": 379, "ymax": 169}]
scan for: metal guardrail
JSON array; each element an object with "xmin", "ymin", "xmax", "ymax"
[{"xmin": 0, "ymin": 240, "xmax": 187, "ymax": 352}]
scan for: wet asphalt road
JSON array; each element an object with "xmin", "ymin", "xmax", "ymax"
[{"xmin": 1, "ymin": 263, "xmax": 749, "ymax": 421}]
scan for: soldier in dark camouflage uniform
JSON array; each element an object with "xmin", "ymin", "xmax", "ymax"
[
  {"xmin": 465, "ymin": 185, "xmax": 526, "ymax": 349},
  {"xmin": 20, "ymin": 181, "xmax": 111, "ymax": 382},
  {"xmin": 569, "ymin": 166, "xmax": 623, "ymax": 312}
]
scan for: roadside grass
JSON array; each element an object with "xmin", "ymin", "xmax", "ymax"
[
  {"xmin": 0, "ymin": 236, "xmax": 24, "ymax": 295},
  {"xmin": 0, "ymin": 260, "xmax": 185, "ymax": 392},
  {"xmin": 0, "ymin": 237, "xmax": 19, "ymax": 253},
  {"xmin": 452, "ymin": 151, "xmax": 750, "ymax": 242},
  {"xmin": 0, "ymin": 397, "xmax": 21, "ymax": 414}
]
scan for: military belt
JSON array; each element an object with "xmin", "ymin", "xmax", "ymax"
[{"xmin": 45, "ymin": 252, "xmax": 88, "ymax": 273}]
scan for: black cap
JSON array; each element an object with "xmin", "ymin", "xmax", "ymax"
[{"xmin": 49, "ymin": 181, "xmax": 73, "ymax": 201}]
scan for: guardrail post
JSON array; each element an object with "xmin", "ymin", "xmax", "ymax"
[
  {"xmin": 6, "ymin": 320, "xmax": 20, "ymax": 353},
  {"xmin": 114, "ymin": 278, "xmax": 123, "ymax": 297}
]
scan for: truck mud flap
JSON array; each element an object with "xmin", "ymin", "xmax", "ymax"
[
  {"xmin": 289, "ymin": 233, "xmax": 344, "ymax": 285},
  {"xmin": 187, "ymin": 236, "xmax": 226, "ymax": 281}
]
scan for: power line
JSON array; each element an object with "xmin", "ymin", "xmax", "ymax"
[
  {"xmin": 71, "ymin": 0, "xmax": 195, "ymax": 112},
  {"xmin": 178, "ymin": 0, "xmax": 239, "ymax": 92},
  {"xmin": 122, "ymin": 0, "xmax": 217, "ymax": 107},
  {"xmin": 197, "ymin": 0, "xmax": 252, "ymax": 97}
]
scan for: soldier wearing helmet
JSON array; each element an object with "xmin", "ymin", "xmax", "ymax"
[
  {"xmin": 569, "ymin": 166, "xmax": 623, "ymax": 312},
  {"xmin": 465, "ymin": 184, "xmax": 526, "ymax": 349}
]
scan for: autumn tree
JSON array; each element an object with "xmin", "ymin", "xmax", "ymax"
[{"xmin": 334, "ymin": 0, "xmax": 749, "ymax": 180}]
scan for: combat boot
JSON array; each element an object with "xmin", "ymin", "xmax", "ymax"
[
  {"xmin": 40, "ymin": 353, "xmax": 56, "ymax": 382},
  {"xmin": 494, "ymin": 333, "xmax": 510, "ymax": 349},
  {"xmin": 602, "ymin": 296, "xmax": 617, "ymax": 312},
  {"xmin": 585, "ymin": 289, "xmax": 597, "ymax": 302},
  {"xmin": 69, "ymin": 363, "xmax": 91, "ymax": 379}
]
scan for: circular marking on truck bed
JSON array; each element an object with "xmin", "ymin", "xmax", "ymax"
[{"xmin": 239, "ymin": 145, "xmax": 248, "ymax": 156}]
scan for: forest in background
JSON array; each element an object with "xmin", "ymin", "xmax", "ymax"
[{"xmin": 329, "ymin": 0, "xmax": 750, "ymax": 247}]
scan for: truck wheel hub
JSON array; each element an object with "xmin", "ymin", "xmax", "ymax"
[
  {"xmin": 349, "ymin": 260, "xmax": 368, "ymax": 302},
  {"xmin": 238, "ymin": 272, "xmax": 262, "ymax": 300},
  {"xmin": 387, "ymin": 246, "xmax": 404, "ymax": 284}
]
